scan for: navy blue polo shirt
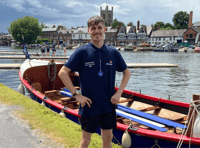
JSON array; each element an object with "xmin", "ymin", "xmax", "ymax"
[{"xmin": 64, "ymin": 42, "xmax": 127, "ymax": 116}]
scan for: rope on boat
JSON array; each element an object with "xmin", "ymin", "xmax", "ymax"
[
  {"xmin": 113, "ymin": 134, "xmax": 122, "ymax": 147},
  {"xmin": 176, "ymin": 98, "xmax": 200, "ymax": 148},
  {"xmin": 28, "ymin": 59, "xmax": 32, "ymax": 67},
  {"xmin": 47, "ymin": 60, "xmax": 57, "ymax": 81},
  {"xmin": 112, "ymin": 120, "xmax": 135, "ymax": 148},
  {"xmin": 151, "ymin": 139, "xmax": 161, "ymax": 148}
]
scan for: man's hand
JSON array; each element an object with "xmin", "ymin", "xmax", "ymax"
[
  {"xmin": 111, "ymin": 92, "xmax": 121, "ymax": 105},
  {"xmin": 75, "ymin": 95, "xmax": 92, "ymax": 108}
]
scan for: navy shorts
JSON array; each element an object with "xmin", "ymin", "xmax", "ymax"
[{"xmin": 80, "ymin": 109, "xmax": 116, "ymax": 133}]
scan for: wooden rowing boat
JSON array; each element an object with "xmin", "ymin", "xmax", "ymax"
[{"xmin": 18, "ymin": 59, "xmax": 200, "ymax": 148}]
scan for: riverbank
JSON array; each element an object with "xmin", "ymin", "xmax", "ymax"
[{"xmin": 0, "ymin": 83, "xmax": 121, "ymax": 148}]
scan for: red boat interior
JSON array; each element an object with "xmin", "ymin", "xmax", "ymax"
[{"xmin": 22, "ymin": 62, "xmax": 189, "ymax": 135}]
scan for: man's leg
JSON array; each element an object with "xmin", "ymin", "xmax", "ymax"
[
  {"xmin": 79, "ymin": 130, "xmax": 92, "ymax": 148},
  {"xmin": 101, "ymin": 129, "xmax": 113, "ymax": 148}
]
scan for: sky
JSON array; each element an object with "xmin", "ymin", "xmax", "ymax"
[{"xmin": 1, "ymin": 0, "xmax": 200, "ymax": 33}]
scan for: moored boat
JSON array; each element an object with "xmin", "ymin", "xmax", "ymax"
[
  {"xmin": 194, "ymin": 47, "xmax": 200, "ymax": 53},
  {"xmin": 18, "ymin": 57, "xmax": 200, "ymax": 148}
]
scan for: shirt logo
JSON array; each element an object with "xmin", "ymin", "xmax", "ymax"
[
  {"xmin": 106, "ymin": 60, "xmax": 113, "ymax": 66},
  {"xmin": 85, "ymin": 61, "xmax": 95, "ymax": 67}
]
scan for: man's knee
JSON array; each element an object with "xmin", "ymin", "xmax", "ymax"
[
  {"xmin": 80, "ymin": 137, "xmax": 91, "ymax": 146},
  {"xmin": 101, "ymin": 131, "xmax": 113, "ymax": 143}
]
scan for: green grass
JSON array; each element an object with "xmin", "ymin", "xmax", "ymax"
[{"xmin": 0, "ymin": 83, "xmax": 121, "ymax": 148}]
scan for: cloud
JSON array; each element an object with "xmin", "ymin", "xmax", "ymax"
[
  {"xmin": 116, "ymin": 1, "xmax": 126, "ymax": 4},
  {"xmin": 1, "ymin": 0, "xmax": 200, "ymax": 32},
  {"xmin": 1, "ymin": 0, "xmax": 26, "ymax": 12}
]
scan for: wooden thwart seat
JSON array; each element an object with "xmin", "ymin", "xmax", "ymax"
[{"xmin": 139, "ymin": 106, "xmax": 161, "ymax": 111}]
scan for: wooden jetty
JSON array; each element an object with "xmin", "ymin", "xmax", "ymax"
[
  {"xmin": 0, "ymin": 56, "xmax": 69, "ymax": 59},
  {"xmin": 0, "ymin": 63, "xmax": 178, "ymax": 69},
  {"xmin": 0, "ymin": 52, "xmax": 42, "ymax": 55},
  {"xmin": 0, "ymin": 50, "xmax": 10, "ymax": 52},
  {"xmin": 127, "ymin": 63, "xmax": 178, "ymax": 68}
]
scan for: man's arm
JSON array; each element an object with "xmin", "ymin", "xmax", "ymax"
[
  {"xmin": 111, "ymin": 68, "xmax": 131, "ymax": 105},
  {"xmin": 58, "ymin": 66, "xmax": 92, "ymax": 107},
  {"xmin": 58, "ymin": 66, "xmax": 77, "ymax": 95}
]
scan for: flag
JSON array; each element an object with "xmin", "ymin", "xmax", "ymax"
[{"xmin": 22, "ymin": 36, "xmax": 31, "ymax": 59}]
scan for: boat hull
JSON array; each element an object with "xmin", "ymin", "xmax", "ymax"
[
  {"xmin": 18, "ymin": 59, "xmax": 200, "ymax": 148},
  {"xmin": 23, "ymin": 87, "xmax": 200, "ymax": 148}
]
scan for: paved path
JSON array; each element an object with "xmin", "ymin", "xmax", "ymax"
[{"xmin": 0, "ymin": 104, "xmax": 64, "ymax": 148}]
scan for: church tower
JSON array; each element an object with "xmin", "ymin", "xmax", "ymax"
[{"xmin": 100, "ymin": 6, "xmax": 113, "ymax": 26}]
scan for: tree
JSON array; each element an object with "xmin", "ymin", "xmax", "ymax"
[
  {"xmin": 165, "ymin": 23, "xmax": 173, "ymax": 29},
  {"xmin": 173, "ymin": 11, "xmax": 189, "ymax": 29},
  {"xmin": 10, "ymin": 16, "xmax": 43, "ymax": 44},
  {"xmin": 154, "ymin": 22, "xmax": 165, "ymax": 30},
  {"xmin": 40, "ymin": 21, "xmax": 47, "ymax": 28},
  {"xmin": 7, "ymin": 27, "xmax": 10, "ymax": 33},
  {"xmin": 105, "ymin": 22, "xmax": 109, "ymax": 27},
  {"xmin": 111, "ymin": 18, "xmax": 125, "ymax": 29},
  {"xmin": 160, "ymin": 27, "xmax": 173, "ymax": 30},
  {"xmin": 127, "ymin": 21, "xmax": 133, "ymax": 26}
]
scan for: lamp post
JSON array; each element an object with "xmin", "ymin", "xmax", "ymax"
[
  {"xmin": 135, "ymin": 35, "xmax": 138, "ymax": 48},
  {"xmin": 125, "ymin": 35, "xmax": 128, "ymax": 46}
]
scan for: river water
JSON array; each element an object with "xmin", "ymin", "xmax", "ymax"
[{"xmin": 0, "ymin": 46, "xmax": 199, "ymax": 104}]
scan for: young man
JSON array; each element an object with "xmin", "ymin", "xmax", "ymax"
[{"xmin": 58, "ymin": 16, "xmax": 130, "ymax": 148}]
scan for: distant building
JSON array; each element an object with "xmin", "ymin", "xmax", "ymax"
[
  {"xmin": 100, "ymin": 6, "xmax": 113, "ymax": 26},
  {"xmin": 150, "ymin": 29, "xmax": 186, "ymax": 45},
  {"xmin": 52, "ymin": 28, "xmax": 71, "ymax": 45},
  {"xmin": 105, "ymin": 26, "xmax": 118, "ymax": 45},
  {"xmin": 71, "ymin": 27, "xmax": 90, "ymax": 44},
  {"xmin": 116, "ymin": 21, "xmax": 153, "ymax": 45},
  {"xmin": 183, "ymin": 27, "xmax": 200, "ymax": 45},
  {"xmin": 40, "ymin": 25, "xmax": 65, "ymax": 40},
  {"xmin": 183, "ymin": 11, "xmax": 200, "ymax": 45}
]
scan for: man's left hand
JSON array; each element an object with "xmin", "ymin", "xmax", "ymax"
[{"xmin": 111, "ymin": 93, "xmax": 121, "ymax": 105}]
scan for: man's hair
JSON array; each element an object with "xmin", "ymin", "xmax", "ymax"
[{"xmin": 87, "ymin": 16, "xmax": 105, "ymax": 27}]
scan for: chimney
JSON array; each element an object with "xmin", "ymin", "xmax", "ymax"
[
  {"xmin": 188, "ymin": 11, "xmax": 193, "ymax": 28},
  {"xmin": 157, "ymin": 25, "xmax": 160, "ymax": 30},
  {"xmin": 137, "ymin": 20, "xmax": 140, "ymax": 30}
]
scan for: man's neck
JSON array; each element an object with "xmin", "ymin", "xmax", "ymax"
[{"xmin": 92, "ymin": 40, "xmax": 104, "ymax": 49}]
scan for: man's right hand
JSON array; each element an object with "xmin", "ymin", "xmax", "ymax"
[{"xmin": 75, "ymin": 95, "xmax": 92, "ymax": 108}]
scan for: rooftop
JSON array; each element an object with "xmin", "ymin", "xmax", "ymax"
[
  {"xmin": 151, "ymin": 29, "xmax": 187, "ymax": 37},
  {"xmin": 42, "ymin": 28, "xmax": 57, "ymax": 32}
]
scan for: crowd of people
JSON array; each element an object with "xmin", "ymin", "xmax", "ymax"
[{"xmin": 40, "ymin": 45, "xmax": 67, "ymax": 57}]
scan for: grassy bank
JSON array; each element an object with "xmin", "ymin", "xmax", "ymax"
[{"xmin": 0, "ymin": 83, "xmax": 121, "ymax": 148}]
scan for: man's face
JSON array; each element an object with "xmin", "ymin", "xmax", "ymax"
[{"xmin": 88, "ymin": 21, "xmax": 105, "ymax": 42}]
